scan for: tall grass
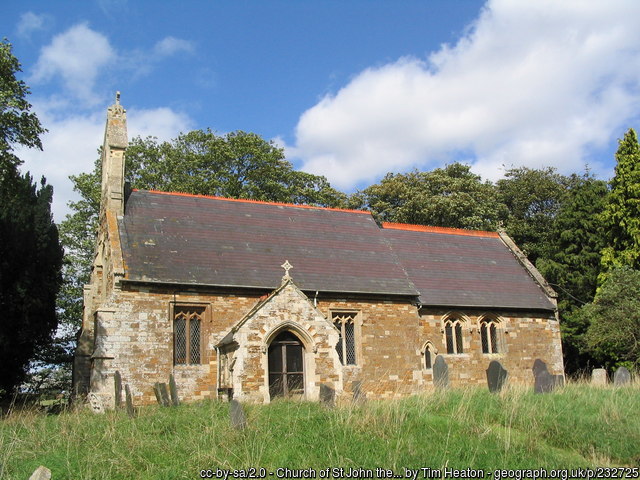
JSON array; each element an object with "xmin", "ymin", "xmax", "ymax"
[{"xmin": 1, "ymin": 383, "xmax": 638, "ymax": 479}]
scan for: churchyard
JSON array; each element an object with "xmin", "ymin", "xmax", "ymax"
[{"xmin": 1, "ymin": 365, "xmax": 638, "ymax": 480}]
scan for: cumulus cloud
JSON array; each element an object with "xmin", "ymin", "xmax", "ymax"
[
  {"xmin": 293, "ymin": 0, "xmax": 640, "ymax": 189},
  {"xmin": 17, "ymin": 101, "xmax": 193, "ymax": 223},
  {"xmin": 30, "ymin": 23, "xmax": 116, "ymax": 106},
  {"xmin": 16, "ymin": 12, "xmax": 47, "ymax": 38}
]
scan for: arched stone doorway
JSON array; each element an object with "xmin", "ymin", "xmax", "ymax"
[{"xmin": 268, "ymin": 331, "xmax": 304, "ymax": 399}]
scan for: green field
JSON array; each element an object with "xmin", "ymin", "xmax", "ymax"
[{"xmin": 1, "ymin": 384, "xmax": 638, "ymax": 480}]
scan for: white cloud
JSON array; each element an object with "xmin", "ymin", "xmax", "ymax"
[
  {"xmin": 17, "ymin": 101, "xmax": 193, "ymax": 223},
  {"xmin": 293, "ymin": 0, "xmax": 640, "ymax": 189},
  {"xmin": 30, "ymin": 23, "xmax": 116, "ymax": 106},
  {"xmin": 17, "ymin": 12, "xmax": 47, "ymax": 38},
  {"xmin": 153, "ymin": 37, "xmax": 194, "ymax": 57}
]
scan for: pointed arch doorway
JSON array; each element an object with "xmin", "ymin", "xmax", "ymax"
[{"xmin": 268, "ymin": 331, "xmax": 304, "ymax": 399}]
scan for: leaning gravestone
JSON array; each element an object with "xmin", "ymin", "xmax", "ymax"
[
  {"xmin": 591, "ymin": 368, "xmax": 608, "ymax": 386},
  {"xmin": 486, "ymin": 360, "xmax": 508, "ymax": 393},
  {"xmin": 320, "ymin": 383, "xmax": 335, "ymax": 407},
  {"xmin": 169, "ymin": 374, "xmax": 180, "ymax": 406},
  {"xmin": 230, "ymin": 399, "xmax": 247, "ymax": 430},
  {"xmin": 153, "ymin": 383, "xmax": 163, "ymax": 405},
  {"xmin": 532, "ymin": 359, "xmax": 555, "ymax": 394},
  {"xmin": 433, "ymin": 355, "xmax": 449, "ymax": 390},
  {"xmin": 159, "ymin": 383, "xmax": 171, "ymax": 407},
  {"xmin": 29, "ymin": 466, "xmax": 51, "ymax": 480},
  {"xmin": 613, "ymin": 367, "xmax": 631, "ymax": 386}
]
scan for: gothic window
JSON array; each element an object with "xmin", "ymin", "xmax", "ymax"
[
  {"xmin": 333, "ymin": 311, "xmax": 358, "ymax": 365},
  {"xmin": 444, "ymin": 317, "xmax": 465, "ymax": 354},
  {"xmin": 174, "ymin": 306, "xmax": 204, "ymax": 365},
  {"xmin": 480, "ymin": 317, "xmax": 501, "ymax": 354},
  {"xmin": 423, "ymin": 342, "xmax": 436, "ymax": 369}
]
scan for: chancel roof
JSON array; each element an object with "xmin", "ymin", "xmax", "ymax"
[
  {"xmin": 118, "ymin": 190, "xmax": 555, "ymax": 311},
  {"xmin": 381, "ymin": 223, "xmax": 556, "ymax": 311}
]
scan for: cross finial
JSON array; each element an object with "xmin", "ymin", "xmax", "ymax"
[
  {"xmin": 281, "ymin": 260, "xmax": 293, "ymax": 282},
  {"xmin": 116, "ymin": 91, "xmax": 121, "ymax": 105}
]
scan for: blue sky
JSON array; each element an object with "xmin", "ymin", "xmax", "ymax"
[{"xmin": 3, "ymin": 1, "xmax": 640, "ymax": 221}]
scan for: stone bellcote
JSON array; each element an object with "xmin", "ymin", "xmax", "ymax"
[{"xmin": 101, "ymin": 91, "xmax": 128, "ymax": 216}]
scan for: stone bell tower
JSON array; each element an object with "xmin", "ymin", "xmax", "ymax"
[
  {"xmin": 73, "ymin": 92, "xmax": 128, "ymax": 402},
  {"xmin": 101, "ymin": 91, "xmax": 127, "ymax": 216}
]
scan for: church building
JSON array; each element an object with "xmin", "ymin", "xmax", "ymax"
[{"xmin": 73, "ymin": 96, "xmax": 563, "ymax": 407}]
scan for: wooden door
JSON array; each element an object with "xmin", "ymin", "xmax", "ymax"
[{"xmin": 268, "ymin": 331, "xmax": 304, "ymax": 399}]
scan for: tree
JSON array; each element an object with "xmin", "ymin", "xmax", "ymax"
[
  {"xmin": 578, "ymin": 267, "xmax": 640, "ymax": 370},
  {"xmin": 350, "ymin": 163, "xmax": 507, "ymax": 230},
  {"xmin": 0, "ymin": 39, "xmax": 62, "ymax": 396},
  {"xmin": 0, "ymin": 171, "xmax": 63, "ymax": 395},
  {"xmin": 536, "ymin": 173, "xmax": 609, "ymax": 374},
  {"xmin": 124, "ymin": 131, "xmax": 346, "ymax": 206},
  {"xmin": 0, "ymin": 40, "xmax": 46, "ymax": 173},
  {"xmin": 497, "ymin": 166, "xmax": 570, "ymax": 265},
  {"xmin": 600, "ymin": 128, "xmax": 640, "ymax": 273}
]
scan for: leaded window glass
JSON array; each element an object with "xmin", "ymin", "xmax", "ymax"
[
  {"xmin": 174, "ymin": 306, "xmax": 204, "ymax": 365},
  {"xmin": 333, "ymin": 312, "xmax": 358, "ymax": 366}
]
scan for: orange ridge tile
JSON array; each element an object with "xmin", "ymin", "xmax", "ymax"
[
  {"xmin": 133, "ymin": 189, "xmax": 371, "ymax": 215},
  {"xmin": 381, "ymin": 222, "xmax": 500, "ymax": 238}
]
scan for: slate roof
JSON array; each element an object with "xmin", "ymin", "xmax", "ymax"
[
  {"xmin": 118, "ymin": 190, "xmax": 418, "ymax": 296},
  {"xmin": 381, "ymin": 223, "xmax": 556, "ymax": 311},
  {"xmin": 118, "ymin": 190, "xmax": 555, "ymax": 311}
]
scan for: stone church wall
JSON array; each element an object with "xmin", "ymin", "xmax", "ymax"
[{"xmin": 87, "ymin": 284, "xmax": 562, "ymax": 407}]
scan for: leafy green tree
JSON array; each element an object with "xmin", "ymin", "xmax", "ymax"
[
  {"xmin": 497, "ymin": 166, "xmax": 570, "ymax": 265},
  {"xmin": 600, "ymin": 128, "xmax": 640, "ymax": 273},
  {"xmin": 536, "ymin": 173, "xmax": 609, "ymax": 374},
  {"xmin": 350, "ymin": 163, "xmax": 507, "ymax": 230},
  {"xmin": 0, "ymin": 39, "xmax": 62, "ymax": 396},
  {"xmin": 578, "ymin": 267, "xmax": 640, "ymax": 369},
  {"xmin": 124, "ymin": 131, "xmax": 345, "ymax": 205},
  {"xmin": 0, "ymin": 40, "xmax": 46, "ymax": 173}
]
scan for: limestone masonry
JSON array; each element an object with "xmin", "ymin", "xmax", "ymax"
[{"xmin": 73, "ymin": 95, "xmax": 563, "ymax": 407}]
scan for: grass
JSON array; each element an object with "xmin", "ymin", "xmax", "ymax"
[{"xmin": 1, "ymin": 383, "xmax": 639, "ymax": 479}]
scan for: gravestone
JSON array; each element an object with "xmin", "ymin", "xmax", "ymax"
[
  {"xmin": 88, "ymin": 393, "xmax": 104, "ymax": 413},
  {"xmin": 114, "ymin": 371, "xmax": 122, "ymax": 409},
  {"xmin": 159, "ymin": 383, "xmax": 171, "ymax": 407},
  {"xmin": 613, "ymin": 367, "xmax": 631, "ymax": 386},
  {"xmin": 320, "ymin": 383, "xmax": 335, "ymax": 407},
  {"xmin": 153, "ymin": 383, "xmax": 163, "ymax": 405},
  {"xmin": 29, "ymin": 466, "xmax": 51, "ymax": 480},
  {"xmin": 230, "ymin": 399, "xmax": 247, "ymax": 430},
  {"xmin": 591, "ymin": 368, "xmax": 608, "ymax": 386},
  {"xmin": 532, "ymin": 359, "xmax": 555, "ymax": 394},
  {"xmin": 125, "ymin": 384, "xmax": 136, "ymax": 418},
  {"xmin": 433, "ymin": 355, "xmax": 449, "ymax": 390},
  {"xmin": 169, "ymin": 374, "xmax": 180, "ymax": 406},
  {"xmin": 352, "ymin": 381, "xmax": 366, "ymax": 402},
  {"xmin": 486, "ymin": 360, "xmax": 508, "ymax": 393}
]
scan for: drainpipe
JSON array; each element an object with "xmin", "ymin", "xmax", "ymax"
[
  {"xmin": 214, "ymin": 345, "xmax": 220, "ymax": 400},
  {"xmin": 314, "ymin": 291, "xmax": 319, "ymax": 307}
]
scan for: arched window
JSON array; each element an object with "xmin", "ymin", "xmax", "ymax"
[
  {"xmin": 480, "ymin": 317, "xmax": 501, "ymax": 354},
  {"xmin": 174, "ymin": 306, "xmax": 204, "ymax": 365},
  {"xmin": 423, "ymin": 342, "xmax": 436, "ymax": 369},
  {"xmin": 444, "ymin": 317, "xmax": 465, "ymax": 354}
]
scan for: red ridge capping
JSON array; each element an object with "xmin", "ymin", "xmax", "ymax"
[
  {"xmin": 133, "ymin": 189, "xmax": 371, "ymax": 215},
  {"xmin": 382, "ymin": 222, "xmax": 500, "ymax": 238}
]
